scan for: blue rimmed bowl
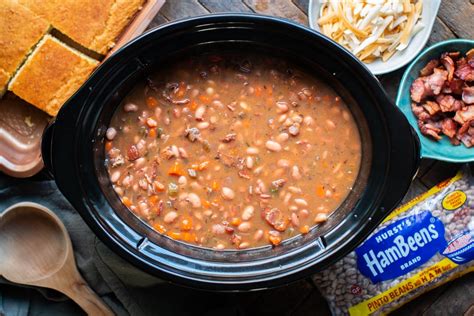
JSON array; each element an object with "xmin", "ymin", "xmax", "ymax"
[{"xmin": 396, "ymin": 39, "xmax": 474, "ymax": 162}]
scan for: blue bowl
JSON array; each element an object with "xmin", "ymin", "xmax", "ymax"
[{"xmin": 396, "ymin": 39, "xmax": 474, "ymax": 162}]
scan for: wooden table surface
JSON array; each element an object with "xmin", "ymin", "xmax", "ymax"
[{"xmin": 142, "ymin": 1, "xmax": 474, "ymax": 315}]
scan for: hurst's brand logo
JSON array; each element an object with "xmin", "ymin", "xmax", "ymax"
[{"xmin": 356, "ymin": 212, "xmax": 447, "ymax": 283}]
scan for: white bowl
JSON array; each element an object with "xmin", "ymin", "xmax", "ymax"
[{"xmin": 308, "ymin": 0, "xmax": 441, "ymax": 75}]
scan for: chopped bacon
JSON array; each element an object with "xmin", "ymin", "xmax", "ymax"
[
  {"xmin": 436, "ymin": 94, "xmax": 464, "ymax": 112},
  {"xmin": 418, "ymin": 120, "xmax": 442, "ymax": 140},
  {"xmin": 455, "ymin": 63, "xmax": 474, "ymax": 81},
  {"xmin": 411, "ymin": 50, "xmax": 474, "ymax": 147},
  {"xmin": 419, "ymin": 59, "xmax": 440, "ymax": 76},
  {"xmin": 450, "ymin": 137, "xmax": 461, "ymax": 146},
  {"xmin": 427, "ymin": 68, "xmax": 448, "ymax": 95},
  {"xmin": 411, "ymin": 103, "xmax": 431, "ymax": 121},
  {"xmin": 127, "ymin": 145, "xmax": 140, "ymax": 161},
  {"xmin": 454, "ymin": 105, "xmax": 474, "ymax": 125},
  {"xmin": 468, "ymin": 49, "xmax": 474, "ymax": 67},
  {"xmin": 441, "ymin": 54, "xmax": 455, "ymax": 82},
  {"xmin": 410, "ymin": 69, "xmax": 448, "ymax": 102},
  {"xmin": 447, "ymin": 51, "xmax": 461, "ymax": 60},
  {"xmin": 184, "ymin": 127, "xmax": 201, "ymax": 142},
  {"xmin": 458, "ymin": 120, "xmax": 472, "ymax": 135},
  {"xmin": 221, "ymin": 133, "xmax": 237, "ymax": 143},
  {"xmin": 238, "ymin": 170, "xmax": 251, "ymax": 179},
  {"xmin": 271, "ymin": 179, "xmax": 287, "ymax": 188},
  {"xmin": 410, "ymin": 78, "xmax": 430, "ymax": 103},
  {"xmin": 441, "ymin": 118, "xmax": 457, "ymax": 138},
  {"xmin": 457, "ymin": 133, "xmax": 473, "ymax": 147},
  {"xmin": 443, "ymin": 78, "xmax": 464, "ymax": 95},
  {"xmin": 262, "ymin": 208, "xmax": 289, "ymax": 232},
  {"xmin": 462, "ymin": 86, "xmax": 474, "ymax": 104},
  {"xmin": 421, "ymin": 101, "xmax": 440, "ymax": 116}
]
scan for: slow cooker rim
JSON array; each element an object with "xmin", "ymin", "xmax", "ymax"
[{"xmin": 45, "ymin": 13, "xmax": 420, "ymax": 290}]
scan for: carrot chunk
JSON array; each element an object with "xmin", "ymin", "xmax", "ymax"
[
  {"xmin": 202, "ymin": 199, "xmax": 211, "ymax": 208},
  {"xmin": 269, "ymin": 234, "xmax": 281, "ymax": 246},
  {"xmin": 300, "ymin": 225, "xmax": 310, "ymax": 234},
  {"xmin": 146, "ymin": 96, "xmax": 158, "ymax": 108},
  {"xmin": 180, "ymin": 216, "xmax": 193, "ymax": 231},
  {"xmin": 316, "ymin": 185, "xmax": 325, "ymax": 198},
  {"xmin": 230, "ymin": 217, "xmax": 241, "ymax": 226},
  {"xmin": 148, "ymin": 128, "xmax": 157, "ymax": 138},
  {"xmin": 189, "ymin": 100, "xmax": 198, "ymax": 110},
  {"xmin": 167, "ymin": 231, "xmax": 181, "ymax": 240},
  {"xmin": 199, "ymin": 95, "xmax": 210, "ymax": 102},
  {"xmin": 168, "ymin": 162, "xmax": 185, "ymax": 176},
  {"xmin": 105, "ymin": 141, "xmax": 113, "ymax": 152},
  {"xmin": 122, "ymin": 197, "xmax": 132, "ymax": 208},
  {"xmin": 153, "ymin": 223, "xmax": 166, "ymax": 234},
  {"xmin": 148, "ymin": 195, "xmax": 159, "ymax": 206}
]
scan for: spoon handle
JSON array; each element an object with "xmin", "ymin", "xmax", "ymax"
[{"xmin": 63, "ymin": 279, "xmax": 114, "ymax": 316}]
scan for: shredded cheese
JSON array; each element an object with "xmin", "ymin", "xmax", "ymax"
[{"xmin": 317, "ymin": 0, "xmax": 424, "ymax": 63}]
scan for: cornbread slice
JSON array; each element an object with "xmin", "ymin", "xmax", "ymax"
[
  {"xmin": 0, "ymin": 0, "xmax": 50, "ymax": 95},
  {"xmin": 19, "ymin": 0, "xmax": 144, "ymax": 55},
  {"xmin": 0, "ymin": 70, "xmax": 9, "ymax": 96},
  {"xmin": 8, "ymin": 35, "xmax": 99, "ymax": 116}
]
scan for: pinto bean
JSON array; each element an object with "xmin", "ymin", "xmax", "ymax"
[
  {"xmin": 299, "ymin": 209, "xmax": 309, "ymax": 218},
  {"xmin": 326, "ymin": 119, "xmax": 336, "ymax": 129},
  {"xmin": 197, "ymin": 121, "xmax": 210, "ymax": 129},
  {"xmin": 238, "ymin": 222, "xmax": 251, "ymax": 232},
  {"xmin": 291, "ymin": 213, "xmax": 300, "ymax": 226},
  {"xmin": 288, "ymin": 186, "xmax": 302, "ymax": 194},
  {"xmin": 276, "ymin": 101, "xmax": 289, "ymax": 113},
  {"xmin": 277, "ymin": 159, "xmax": 290, "ymax": 168},
  {"xmin": 206, "ymin": 87, "xmax": 214, "ymax": 95},
  {"xmin": 134, "ymin": 157, "xmax": 146, "ymax": 169},
  {"xmin": 278, "ymin": 114, "xmax": 288, "ymax": 123},
  {"xmin": 195, "ymin": 106, "xmax": 206, "ymax": 120},
  {"xmin": 292, "ymin": 166, "xmax": 302, "ymax": 179},
  {"xmin": 187, "ymin": 193, "xmax": 201, "ymax": 208},
  {"xmin": 106, "ymin": 127, "xmax": 117, "ymax": 140},
  {"xmin": 123, "ymin": 103, "xmax": 138, "ymax": 112},
  {"xmin": 303, "ymin": 116, "xmax": 314, "ymax": 126},
  {"xmin": 154, "ymin": 107, "xmax": 162, "ymax": 119},
  {"xmin": 178, "ymin": 176, "xmax": 187, "ymax": 186},
  {"xmin": 164, "ymin": 211, "xmax": 178, "ymax": 223},
  {"xmin": 146, "ymin": 117, "xmax": 158, "ymax": 127},
  {"xmin": 253, "ymin": 166, "xmax": 264, "ymax": 175},
  {"xmin": 122, "ymin": 176, "xmax": 132, "ymax": 187},
  {"xmin": 266, "ymin": 140, "xmax": 282, "ymax": 152},
  {"xmin": 254, "ymin": 229, "xmax": 264, "ymax": 241},
  {"xmin": 314, "ymin": 213, "xmax": 328, "ymax": 223},
  {"xmin": 242, "ymin": 206, "xmax": 255, "ymax": 220},
  {"xmin": 342, "ymin": 110, "xmax": 351, "ymax": 121},
  {"xmin": 245, "ymin": 156, "xmax": 254, "ymax": 169},
  {"xmin": 110, "ymin": 170, "xmax": 121, "ymax": 183},
  {"xmin": 294, "ymin": 198, "xmax": 308, "ymax": 207},
  {"xmin": 276, "ymin": 133, "xmax": 289, "ymax": 142},
  {"xmin": 246, "ymin": 147, "xmax": 259, "ymax": 155},
  {"xmin": 222, "ymin": 187, "xmax": 235, "ymax": 200}
]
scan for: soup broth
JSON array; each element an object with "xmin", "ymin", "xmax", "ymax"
[{"xmin": 105, "ymin": 53, "xmax": 362, "ymax": 249}]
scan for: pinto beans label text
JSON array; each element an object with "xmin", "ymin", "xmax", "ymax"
[{"xmin": 314, "ymin": 168, "xmax": 474, "ymax": 316}]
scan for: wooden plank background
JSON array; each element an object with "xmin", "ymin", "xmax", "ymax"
[{"xmin": 143, "ymin": 1, "xmax": 474, "ymax": 315}]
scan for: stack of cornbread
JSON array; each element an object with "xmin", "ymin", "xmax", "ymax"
[{"xmin": 0, "ymin": 0, "xmax": 144, "ymax": 116}]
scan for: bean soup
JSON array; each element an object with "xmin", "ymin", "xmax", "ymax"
[{"xmin": 105, "ymin": 54, "xmax": 362, "ymax": 249}]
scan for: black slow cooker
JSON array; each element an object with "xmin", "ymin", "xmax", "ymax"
[{"xmin": 41, "ymin": 14, "xmax": 420, "ymax": 290}]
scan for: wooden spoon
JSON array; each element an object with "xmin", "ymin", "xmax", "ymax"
[{"xmin": 0, "ymin": 202, "xmax": 114, "ymax": 316}]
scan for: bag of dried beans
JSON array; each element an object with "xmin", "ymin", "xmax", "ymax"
[{"xmin": 314, "ymin": 166, "xmax": 474, "ymax": 315}]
